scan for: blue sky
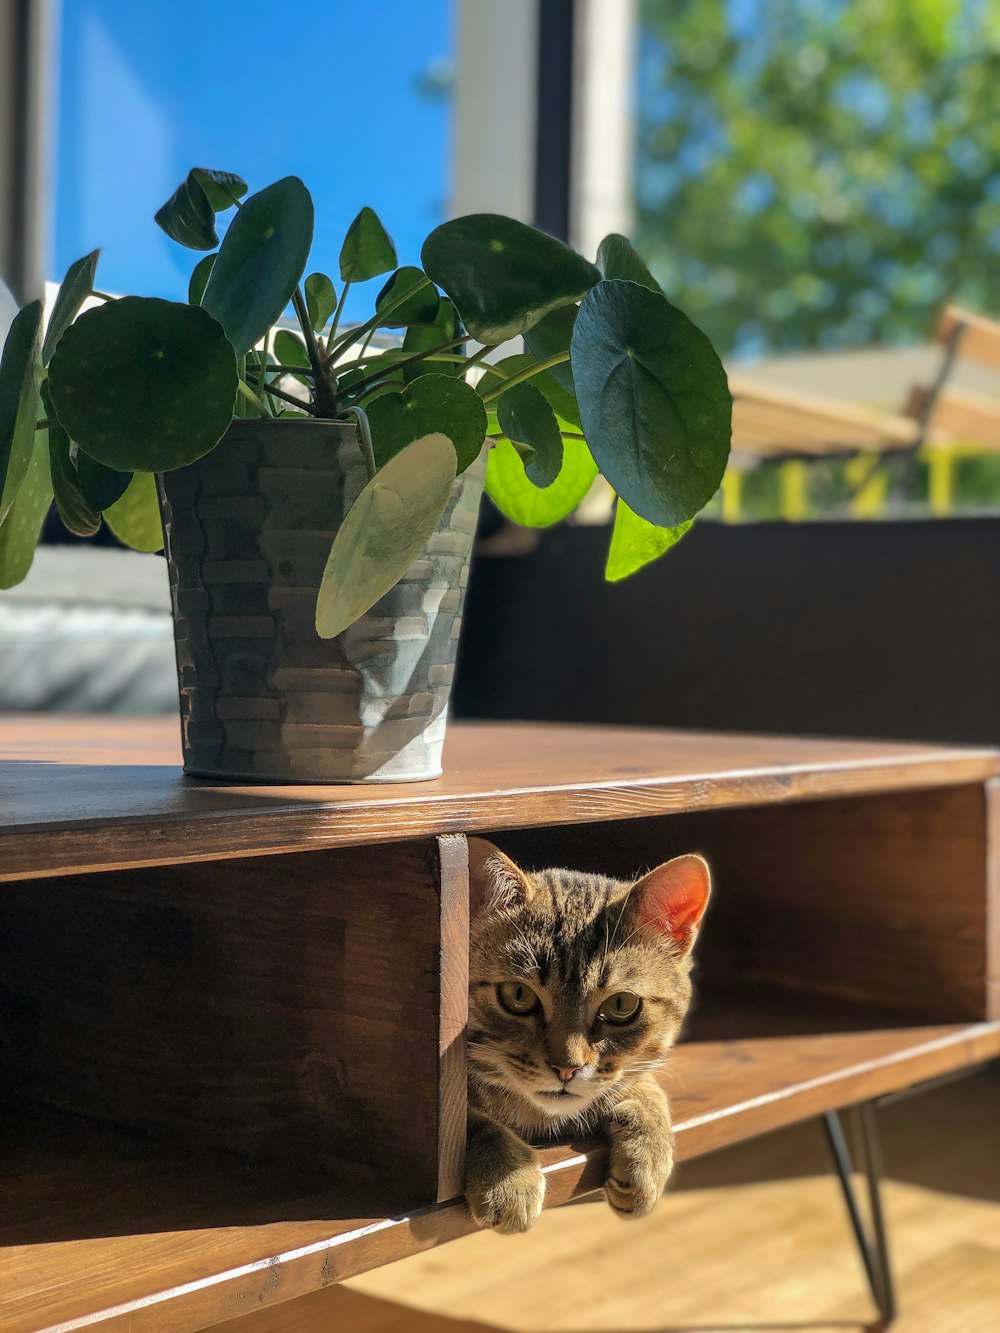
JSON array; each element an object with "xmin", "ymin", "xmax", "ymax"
[{"xmin": 52, "ymin": 0, "xmax": 452, "ymax": 322}]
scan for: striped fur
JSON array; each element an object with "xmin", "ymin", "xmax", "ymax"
[{"xmin": 465, "ymin": 841, "xmax": 710, "ymax": 1232}]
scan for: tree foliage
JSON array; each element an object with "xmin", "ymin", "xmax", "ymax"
[{"xmin": 636, "ymin": 0, "xmax": 1000, "ymax": 355}]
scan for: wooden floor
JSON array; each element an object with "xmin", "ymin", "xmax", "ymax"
[{"xmin": 226, "ymin": 1068, "xmax": 1000, "ymax": 1333}]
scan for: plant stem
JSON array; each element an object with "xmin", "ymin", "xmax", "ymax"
[
  {"xmin": 416, "ymin": 352, "xmax": 493, "ymax": 369},
  {"xmin": 325, "ymin": 348, "xmax": 505, "ymax": 377},
  {"xmin": 245, "ymin": 372, "xmax": 317, "ymax": 415},
  {"xmin": 257, "ymin": 333, "xmax": 276, "ymax": 417},
  {"xmin": 344, "ymin": 406, "xmax": 377, "ymax": 481},
  {"xmin": 326, "ymin": 275, "xmax": 433, "ymax": 363},
  {"xmin": 356, "ymin": 326, "xmax": 376, "ymax": 360},
  {"xmin": 34, "ymin": 417, "xmax": 59, "ymax": 431},
  {"xmin": 335, "ymin": 334, "xmax": 470, "ymax": 400},
  {"xmin": 326, "ymin": 280, "xmax": 352, "ymax": 352},
  {"xmin": 461, "ymin": 343, "xmax": 497, "ymax": 374},
  {"xmin": 479, "ymin": 351, "xmax": 571, "ymax": 403},
  {"xmin": 91, "ymin": 290, "xmax": 115, "ymax": 302},
  {"xmin": 237, "ymin": 380, "xmax": 268, "ymax": 415},
  {"xmin": 292, "ymin": 288, "xmax": 338, "ymax": 416}
]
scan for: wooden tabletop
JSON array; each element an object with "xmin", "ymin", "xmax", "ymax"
[{"xmin": 2, "ymin": 716, "xmax": 997, "ymax": 881}]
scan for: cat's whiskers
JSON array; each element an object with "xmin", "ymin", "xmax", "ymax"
[
  {"xmin": 612, "ymin": 915, "xmax": 669, "ymax": 952},
  {"xmin": 467, "ymin": 845, "xmax": 711, "ymax": 1221},
  {"xmin": 602, "ymin": 880, "xmax": 638, "ymax": 971},
  {"xmin": 653, "ymin": 1058, "xmax": 689, "ymax": 1096},
  {"xmin": 505, "ymin": 918, "xmax": 542, "ymax": 974}
]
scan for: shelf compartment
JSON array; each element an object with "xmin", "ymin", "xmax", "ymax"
[
  {"xmin": 0, "ymin": 839, "xmax": 469, "ymax": 1207},
  {"xmin": 2, "ymin": 984, "xmax": 998, "ymax": 1333}
]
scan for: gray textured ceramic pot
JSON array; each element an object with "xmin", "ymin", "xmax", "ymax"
[{"xmin": 158, "ymin": 419, "xmax": 485, "ymax": 783}]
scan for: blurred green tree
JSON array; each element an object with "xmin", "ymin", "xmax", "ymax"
[{"xmin": 636, "ymin": 0, "xmax": 1000, "ymax": 356}]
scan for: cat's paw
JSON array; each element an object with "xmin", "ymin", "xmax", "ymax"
[
  {"xmin": 605, "ymin": 1135, "xmax": 673, "ymax": 1220},
  {"xmin": 467, "ymin": 1158, "xmax": 546, "ymax": 1234}
]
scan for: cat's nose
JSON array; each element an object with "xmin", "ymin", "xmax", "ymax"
[{"xmin": 550, "ymin": 1064, "xmax": 582, "ymax": 1083}]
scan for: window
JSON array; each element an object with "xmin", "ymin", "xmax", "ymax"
[{"xmin": 52, "ymin": 0, "xmax": 453, "ymax": 321}]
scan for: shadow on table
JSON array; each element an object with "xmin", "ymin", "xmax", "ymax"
[{"xmin": 224, "ymin": 1284, "xmax": 876, "ymax": 1333}]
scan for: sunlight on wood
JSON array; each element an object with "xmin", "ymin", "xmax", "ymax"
[{"xmin": 336, "ymin": 1070, "xmax": 1000, "ymax": 1333}]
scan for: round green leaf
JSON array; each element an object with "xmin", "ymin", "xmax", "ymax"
[
  {"xmin": 43, "ymin": 250, "xmax": 99, "ymax": 364},
  {"xmin": 375, "ymin": 266, "xmax": 440, "ymax": 327},
  {"xmin": 155, "ymin": 169, "xmax": 247, "ymax": 251},
  {"xmin": 570, "ymin": 280, "xmax": 731, "ymax": 527},
  {"xmin": 305, "ymin": 272, "xmax": 337, "ymax": 330},
  {"xmin": 522, "ymin": 305, "xmax": 577, "ymax": 392},
  {"xmin": 0, "ymin": 425, "xmax": 51, "ymax": 589},
  {"xmin": 0, "ymin": 300, "xmax": 43, "ymax": 525},
  {"xmin": 43, "ymin": 383, "xmax": 99, "ymax": 537},
  {"xmin": 339, "ymin": 207, "xmax": 397, "ymax": 283},
  {"xmin": 76, "ymin": 448, "xmax": 131, "ymax": 510},
  {"xmin": 48, "ymin": 297, "xmax": 239, "ymax": 472},
  {"xmin": 191, "ymin": 168, "xmax": 248, "ymax": 213},
  {"xmin": 605, "ymin": 500, "xmax": 691, "ymax": 582},
  {"xmin": 274, "ymin": 329, "xmax": 309, "ymax": 366},
  {"xmin": 104, "ymin": 471, "xmax": 163, "ymax": 552},
  {"xmin": 201, "ymin": 177, "xmax": 314, "ymax": 357},
  {"xmin": 315, "ymin": 434, "xmax": 456, "ymax": 639},
  {"xmin": 188, "ymin": 253, "xmax": 216, "ymax": 306},
  {"xmin": 485, "ymin": 437, "xmax": 598, "ymax": 528},
  {"xmin": 477, "ymin": 353, "xmax": 580, "ymax": 428},
  {"xmin": 365, "ymin": 373, "xmax": 487, "ymax": 474},
  {"xmin": 156, "ymin": 176, "xmax": 215, "ymax": 250},
  {"xmin": 421, "ymin": 214, "xmax": 600, "ymax": 344},
  {"xmin": 273, "ymin": 329, "xmax": 310, "ymax": 386},
  {"xmin": 496, "ymin": 382, "xmax": 562, "ymax": 487},
  {"xmin": 402, "ymin": 298, "xmax": 462, "ymax": 381},
  {"xmin": 596, "ymin": 234, "xmax": 660, "ymax": 293}
]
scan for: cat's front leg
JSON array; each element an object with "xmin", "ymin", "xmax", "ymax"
[
  {"xmin": 465, "ymin": 1109, "xmax": 546, "ymax": 1234},
  {"xmin": 602, "ymin": 1077, "xmax": 675, "ymax": 1220}
]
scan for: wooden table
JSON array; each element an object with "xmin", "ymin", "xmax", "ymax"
[{"xmin": 1, "ymin": 717, "xmax": 998, "ymax": 1333}]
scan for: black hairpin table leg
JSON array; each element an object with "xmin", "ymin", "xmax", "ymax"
[{"xmin": 822, "ymin": 1102, "xmax": 897, "ymax": 1327}]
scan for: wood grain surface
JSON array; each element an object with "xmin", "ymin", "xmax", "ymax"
[
  {"xmin": 0, "ymin": 839, "xmax": 468, "ymax": 1205},
  {"xmin": 908, "ymin": 383, "xmax": 1000, "ymax": 449},
  {"xmin": 988, "ymin": 780, "xmax": 1000, "ymax": 1020},
  {"xmin": 3, "ymin": 717, "xmax": 998, "ymax": 1331},
  {"xmin": 937, "ymin": 303, "xmax": 1000, "ymax": 369},
  {"xmin": 435, "ymin": 835, "xmax": 470, "ymax": 1202},
  {"xmin": 2, "ymin": 988, "xmax": 998, "ymax": 1333},
  {"xmin": 335, "ymin": 1068, "xmax": 1000, "ymax": 1333},
  {"xmin": 2, "ymin": 716, "xmax": 997, "ymax": 881}
]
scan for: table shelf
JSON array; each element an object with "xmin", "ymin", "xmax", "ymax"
[
  {"xmin": 2, "ymin": 980, "xmax": 998, "ymax": 1333},
  {"xmin": 1, "ymin": 716, "xmax": 998, "ymax": 1332}
]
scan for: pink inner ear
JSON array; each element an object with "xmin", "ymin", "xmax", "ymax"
[{"xmin": 634, "ymin": 855, "xmax": 711, "ymax": 947}]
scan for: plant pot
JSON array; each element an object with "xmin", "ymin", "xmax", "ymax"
[{"xmin": 158, "ymin": 419, "xmax": 485, "ymax": 783}]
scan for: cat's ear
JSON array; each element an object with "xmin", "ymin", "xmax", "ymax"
[
  {"xmin": 468, "ymin": 838, "xmax": 533, "ymax": 916},
  {"xmin": 631, "ymin": 854, "xmax": 711, "ymax": 955}
]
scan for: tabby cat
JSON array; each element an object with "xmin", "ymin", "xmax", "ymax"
[{"xmin": 465, "ymin": 839, "xmax": 711, "ymax": 1234}]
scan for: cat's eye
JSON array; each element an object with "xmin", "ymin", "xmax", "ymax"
[
  {"xmin": 598, "ymin": 991, "xmax": 642, "ymax": 1025},
  {"xmin": 497, "ymin": 981, "xmax": 540, "ymax": 1015}
]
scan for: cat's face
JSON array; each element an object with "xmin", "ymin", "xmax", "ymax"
[{"xmin": 467, "ymin": 842, "xmax": 711, "ymax": 1129}]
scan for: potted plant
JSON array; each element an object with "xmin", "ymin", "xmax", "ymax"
[{"xmin": 0, "ymin": 169, "xmax": 731, "ymax": 782}]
